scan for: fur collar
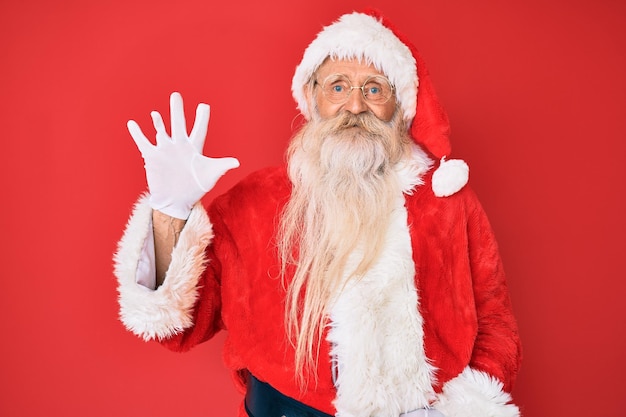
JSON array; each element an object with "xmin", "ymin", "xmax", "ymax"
[{"xmin": 395, "ymin": 144, "xmax": 433, "ymax": 194}]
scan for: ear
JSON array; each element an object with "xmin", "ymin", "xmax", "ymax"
[
  {"xmin": 302, "ymin": 81, "xmax": 317, "ymax": 121},
  {"xmin": 304, "ymin": 82, "xmax": 313, "ymax": 104}
]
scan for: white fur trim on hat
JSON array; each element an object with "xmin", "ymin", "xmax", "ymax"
[
  {"xmin": 432, "ymin": 157, "xmax": 469, "ymax": 197},
  {"xmin": 292, "ymin": 12, "xmax": 418, "ymax": 122}
]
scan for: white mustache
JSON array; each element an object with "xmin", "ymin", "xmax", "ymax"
[{"xmin": 324, "ymin": 112, "xmax": 390, "ymax": 137}]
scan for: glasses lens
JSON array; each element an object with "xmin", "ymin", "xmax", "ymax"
[
  {"xmin": 320, "ymin": 74, "xmax": 394, "ymax": 104},
  {"xmin": 363, "ymin": 76, "xmax": 393, "ymax": 104},
  {"xmin": 322, "ymin": 75, "xmax": 351, "ymax": 103}
]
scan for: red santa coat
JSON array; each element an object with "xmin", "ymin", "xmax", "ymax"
[{"xmin": 115, "ymin": 158, "xmax": 522, "ymax": 417}]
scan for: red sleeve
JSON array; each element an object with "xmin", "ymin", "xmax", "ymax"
[{"xmin": 465, "ymin": 193, "xmax": 522, "ymax": 392}]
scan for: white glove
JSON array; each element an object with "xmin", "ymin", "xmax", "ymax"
[{"xmin": 127, "ymin": 92, "xmax": 240, "ymax": 219}]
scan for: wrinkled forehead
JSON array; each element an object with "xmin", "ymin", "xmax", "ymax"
[{"xmin": 314, "ymin": 56, "xmax": 390, "ymax": 81}]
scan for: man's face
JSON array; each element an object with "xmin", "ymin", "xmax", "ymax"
[{"xmin": 312, "ymin": 58, "xmax": 397, "ymax": 122}]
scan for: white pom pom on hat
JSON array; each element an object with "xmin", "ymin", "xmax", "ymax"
[
  {"xmin": 291, "ymin": 8, "xmax": 469, "ymax": 197},
  {"xmin": 432, "ymin": 157, "xmax": 469, "ymax": 197}
]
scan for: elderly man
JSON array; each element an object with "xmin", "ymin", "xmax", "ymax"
[{"xmin": 114, "ymin": 10, "xmax": 522, "ymax": 417}]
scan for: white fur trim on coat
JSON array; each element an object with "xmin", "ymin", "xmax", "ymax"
[
  {"xmin": 328, "ymin": 190, "xmax": 436, "ymax": 417},
  {"xmin": 292, "ymin": 12, "xmax": 418, "ymax": 123},
  {"xmin": 396, "ymin": 144, "xmax": 434, "ymax": 194},
  {"xmin": 433, "ymin": 368, "xmax": 520, "ymax": 417},
  {"xmin": 113, "ymin": 194, "xmax": 213, "ymax": 341}
]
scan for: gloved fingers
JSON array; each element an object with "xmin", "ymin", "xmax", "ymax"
[
  {"xmin": 189, "ymin": 103, "xmax": 210, "ymax": 153},
  {"xmin": 150, "ymin": 111, "xmax": 170, "ymax": 146},
  {"xmin": 127, "ymin": 120, "xmax": 153, "ymax": 155},
  {"xmin": 169, "ymin": 92, "xmax": 188, "ymax": 141}
]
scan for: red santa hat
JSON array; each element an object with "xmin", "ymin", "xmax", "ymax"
[{"xmin": 291, "ymin": 9, "xmax": 469, "ymax": 197}]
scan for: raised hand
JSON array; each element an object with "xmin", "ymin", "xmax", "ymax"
[{"xmin": 127, "ymin": 92, "xmax": 240, "ymax": 219}]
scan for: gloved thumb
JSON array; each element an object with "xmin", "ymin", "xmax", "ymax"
[{"xmin": 191, "ymin": 155, "xmax": 240, "ymax": 192}]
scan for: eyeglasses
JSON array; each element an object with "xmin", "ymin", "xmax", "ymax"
[{"xmin": 317, "ymin": 73, "xmax": 395, "ymax": 105}]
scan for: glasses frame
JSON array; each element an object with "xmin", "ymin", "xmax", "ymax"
[{"xmin": 316, "ymin": 73, "xmax": 395, "ymax": 105}]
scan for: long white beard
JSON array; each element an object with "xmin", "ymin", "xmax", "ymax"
[
  {"xmin": 278, "ymin": 110, "xmax": 412, "ymax": 385},
  {"xmin": 282, "ymin": 111, "xmax": 437, "ymax": 415},
  {"xmin": 287, "ymin": 111, "xmax": 409, "ymax": 262}
]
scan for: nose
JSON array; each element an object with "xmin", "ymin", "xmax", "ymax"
[{"xmin": 343, "ymin": 88, "xmax": 369, "ymax": 115}]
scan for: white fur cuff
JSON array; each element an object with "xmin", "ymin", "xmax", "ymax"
[
  {"xmin": 113, "ymin": 195, "xmax": 214, "ymax": 341},
  {"xmin": 433, "ymin": 368, "xmax": 520, "ymax": 417}
]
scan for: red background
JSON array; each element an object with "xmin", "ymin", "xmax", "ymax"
[{"xmin": 1, "ymin": 0, "xmax": 625, "ymax": 416}]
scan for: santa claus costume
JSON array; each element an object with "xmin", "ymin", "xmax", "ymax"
[{"xmin": 114, "ymin": 9, "xmax": 522, "ymax": 417}]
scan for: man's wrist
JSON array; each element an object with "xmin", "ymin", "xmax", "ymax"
[
  {"xmin": 153, "ymin": 209, "xmax": 187, "ymax": 229},
  {"xmin": 152, "ymin": 209, "xmax": 187, "ymax": 287}
]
